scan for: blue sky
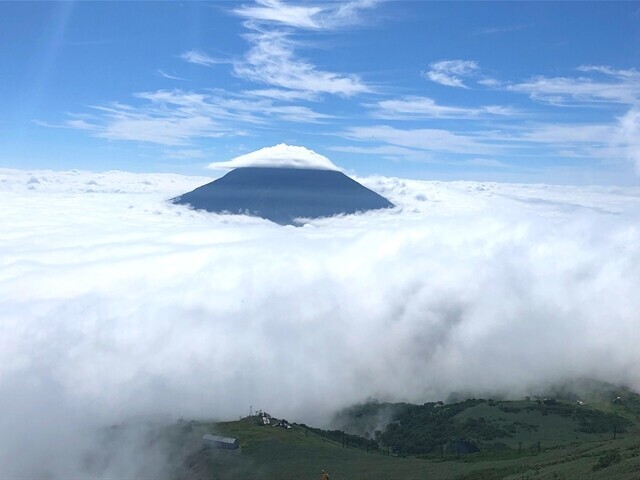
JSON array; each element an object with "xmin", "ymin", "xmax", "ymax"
[{"xmin": 1, "ymin": 1, "xmax": 639, "ymax": 184}]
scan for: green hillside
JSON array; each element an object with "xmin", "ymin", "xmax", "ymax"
[{"xmin": 170, "ymin": 386, "xmax": 640, "ymax": 480}]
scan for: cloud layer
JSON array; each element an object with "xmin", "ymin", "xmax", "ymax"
[
  {"xmin": 207, "ymin": 143, "xmax": 341, "ymax": 170},
  {"xmin": 424, "ymin": 60, "xmax": 480, "ymax": 88},
  {"xmin": 2, "ymin": 168, "xmax": 640, "ymax": 476}
]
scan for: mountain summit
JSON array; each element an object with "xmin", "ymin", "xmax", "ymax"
[{"xmin": 172, "ymin": 167, "xmax": 394, "ymax": 225}]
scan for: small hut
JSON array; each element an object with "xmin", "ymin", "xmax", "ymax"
[{"xmin": 202, "ymin": 434, "xmax": 239, "ymax": 450}]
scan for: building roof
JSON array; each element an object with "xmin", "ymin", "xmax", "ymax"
[{"xmin": 202, "ymin": 434, "xmax": 238, "ymax": 444}]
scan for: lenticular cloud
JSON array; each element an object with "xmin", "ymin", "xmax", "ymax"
[
  {"xmin": 2, "ymin": 167, "xmax": 640, "ymax": 477},
  {"xmin": 207, "ymin": 143, "xmax": 341, "ymax": 170}
]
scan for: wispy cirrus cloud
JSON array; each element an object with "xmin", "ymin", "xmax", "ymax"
[
  {"xmin": 577, "ymin": 65, "xmax": 640, "ymax": 79},
  {"xmin": 230, "ymin": 0, "xmax": 376, "ymax": 97},
  {"xmin": 462, "ymin": 158, "xmax": 510, "ymax": 168},
  {"xmin": 180, "ymin": 50, "xmax": 224, "ymax": 67},
  {"xmin": 233, "ymin": 30, "xmax": 371, "ymax": 96},
  {"xmin": 342, "ymin": 125, "xmax": 497, "ymax": 155},
  {"xmin": 243, "ymin": 88, "xmax": 319, "ymax": 101},
  {"xmin": 163, "ymin": 148, "xmax": 207, "ymax": 160},
  {"xmin": 89, "ymin": 104, "xmax": 227, "ymax": 146},
  {"xmin": 156, "ymin": 69, "xmax": 187, "ymax": 81},
  {"xmin": 368, "ymin": 96, "xmax": 518, "ymax": 119},
  {"xmin": 233, "ymin": 0, "xmax": 379, "ymax": 30},
  {"xmin": 62, "ymin": 89, "xmax": 331, "ymax": 145},
  {"xmin": 508, "ymin": 65, "xmax": 640, "ymax": 105},
  {"xmin": 234, "ymin": 0, "xmax": 323, "ymax": 29},
  {"xmin": 338, "ymin": 113, "xmax": 640, "ymax": 172},
  {"xmin": 424, "ymin": 60, "xmax": 480, "ymax": 88},
  {"xmin": 329, "ymin": 144, "xmax": 433, "ymax": 163}
]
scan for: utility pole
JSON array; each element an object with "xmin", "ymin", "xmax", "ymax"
[
  {"xmin": 613, "ymin": 425, "xmax": 617, "ymax": 440},
  {"xmin": 250, "ymin": 405, "xmax": 252, "ymax": 418},
  {"xmin": 518, "ymin": 442, "xmax": 522, "ymax": 455},
  {"xmin": 537, "ymin": 441, "xmax": 541, "ymax": 453}
]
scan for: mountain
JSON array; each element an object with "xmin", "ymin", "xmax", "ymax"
[
  {"xmin": 155, "ymin": 389, "xmax": 640, "ymax": 480},
  {"xmin": 172, "ymin": 167, "xmax": 394, "ymax": 225}
]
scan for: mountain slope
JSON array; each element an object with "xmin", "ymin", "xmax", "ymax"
[
  {"xmin": 171, "ymin": 167, "xmax": 394, "ymax": 225},
  {"xmin": 172, "ymin": 413, "xmax": 640, "ymax": 480}
]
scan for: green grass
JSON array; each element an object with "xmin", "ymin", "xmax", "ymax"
[
  {"xmin": 170, "ymin": 415, "xmax": 640, "ymax": 480},
  {"xmin": 169, "ymin": 387, "xmax": 640, "ymax": 480}
]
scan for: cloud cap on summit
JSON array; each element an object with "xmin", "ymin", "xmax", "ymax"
[{"xmin": 207, "ymin": 144, "xmax": 341, "ymax": 171}]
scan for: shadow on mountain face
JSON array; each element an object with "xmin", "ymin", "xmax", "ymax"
[{"xmin": 171, "ymin": 167, "xmax": 394, "ymax": 225}]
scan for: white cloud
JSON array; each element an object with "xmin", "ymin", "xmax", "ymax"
[
  {"xmin": 163, "ymin": 149, "xmax": 207, "ymax": 160},
  {"xmin": 2, "ymin": 168, "xmax": 640, "ymax": 476},
  {"xmin": 478, "ymin": 78, "xmax": 502, "ymax": 88},
  {"xmin": 234, "ymin": 30, "xmax": 371, "ymax": 96},
  {"xmin": 424, "ymin": 60, "xmax": 480, "ymax": 88},
  {"xmin": 156, "ymin": 69, "xmax": 187, "ymax": 81},
  {"xmin": 369, "ymin": 96, "xmax": 517, "ymax": 119},
  {"xmin": 65, "ymin": 89, "xmax": 330, "ymax": 145},
  {"xmin": 207, "ymin": 143, "xmax": 340, "ymax": 170},
  {"xmin": 519, "ymin": 124, "xmax": 614, "ymax": 144},
  {"xmin": 509, "ymin": 66, "xmax": 640, "ymax": 105},
  {"xmin": 180, "ymin": 50, "xmax": 223, "ymax": 67},
  {"xmin": 234, "ymin": 0, "xmax": 323, "ymax": 29},
  {"xmin": 577, "ymin": 65, "xmax": 640, "ymax": 79},
  {"xmin": 233, "ymin": 0, "xmax": 379, "ymax": 30},
  {"xmin": 342, "ymin": 125, "xmax": 497, "ymax": 155},
  {"xmin": 463, "ymin": 158, "xmax": 509, "ymax": 168},
  {"xmin": 230, "ymin": 0, "xmax": 375, "ymax": 97},
  {"xmin": 88, "ymin": 101, "xmax": 227, "ymax": 146},
  {"xmin": 615, "ymin": 108, "xmax": 640, "ymax": 173},
  {"xmin": 66, "ymin": 119, "xmax": 98, "ymax": 130},
  {"xmin": 330, "ymin": 144, "xmax": 432, "ymax": 163},
  {"xmin": 243, "ymin": 88, "xmax": 319, "ymax": 101},
  {"xmin": 264, "ymin": 104, "xmax": 332, "ymax": 122},
  {"xmin": 511, "ymin": 118, "xmax": 640, "ymax": 172}
]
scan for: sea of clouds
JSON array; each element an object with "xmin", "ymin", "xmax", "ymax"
[{"xmin": 2, "ymin": 167, "xmax": 640, "ymax": 477}]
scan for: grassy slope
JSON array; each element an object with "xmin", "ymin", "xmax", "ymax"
[
  {"xmin": 453, "ymin": 401, "xmax": 615, "ymax": 448},
  {"xmin": 174, "ymin": 386, "xmax": 640, "ymax": 480},
  {"xmin": 176, "ymin": 415, "xmax": 640, "ymax": 480}
]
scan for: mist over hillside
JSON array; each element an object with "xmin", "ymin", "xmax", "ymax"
[{"xmin": 1, "ymin": 168, "xmax": 640, "ymax": 477}]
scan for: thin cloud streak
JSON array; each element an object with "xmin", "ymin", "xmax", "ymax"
[
  {"xmin": 342, "ymin": 125, "xmax": 499, "ymax": 155},
  {"xmin": 156, "ymin": 69, "xmax": 187, "ymax": 81},
  {"xmin": 62, "ymin": 89, "xmax": 331, "ymax": 145},
  {"xmin": 233, "ymin": 30, "xmax": 371, "ymax": 96},
  {"xmin": 424, "ymin": 60, "xmax": 480, "ymax": 89},
  {"xmin": 180, "ymin": 50, "xmax": 224, "ymax": 67},
  {"xmin": 508, "ymin": 66, "xmax": 640, "ymax": 105},
  {"xmin": 232, "ymin": 0, "xmax": 380, "ymax": 30},
  {"xmin": 368, "ymin": 96, "xmax": 518, "ymax": 119}
]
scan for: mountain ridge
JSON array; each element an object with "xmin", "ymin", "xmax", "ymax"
[{"xmin": 172, "ymin": 167, "xmax": 394, "ymax": 225}]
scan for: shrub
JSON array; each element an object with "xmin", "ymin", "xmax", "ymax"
[{"xmin": 592, "ymin": 450, "xmax": 621, "ymax": 471}]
